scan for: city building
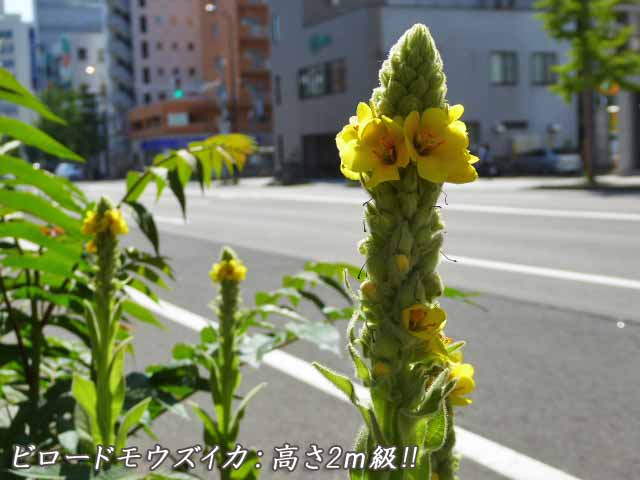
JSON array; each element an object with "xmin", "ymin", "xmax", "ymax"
[
  {"xmin": 0, "ymin": 8, "xmax": 36, "ymax": 124},
  {"xmin": 270, "ymin": 0, "xmax": 579, "ymax": 178},
  {"xmin": 34, "ymin": 0, "xmax": 106, "ymax": 91},
  {"xmin": 107, "ymin": 0, "xmax": 137, "ymax": 176},
  {"xmin": 616, "ymin": 3, "xmax": 640, "ymax": 174},
  {"xmin": 128, "ymin": 0, "xmax": 273, "ymax": 164}
]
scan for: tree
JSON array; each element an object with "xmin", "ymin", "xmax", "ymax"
[
  {"xmin": 32, "ymin": 85, "xmax": 107, "ymax": 178},
  {"xmin": 535, "ymin": 0, "xmax": 640, "ymax": 184}
]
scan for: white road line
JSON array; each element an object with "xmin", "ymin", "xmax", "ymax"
[
  {"xmin": 452, "ymin": 256, "xmax": 640, "ymax": 291},
  {"xmin": 197, "ymin": 190, "xmax": 640, "ymax": 222},
  {"xmin": 126, "ymin": 288, "xmax": 583, "ymax": 480}
]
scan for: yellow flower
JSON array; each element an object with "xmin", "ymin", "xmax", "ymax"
[
  {"xmin": 432, "ymin": 474, "xmax": 440, "ymax": 480},
  {"xmin": 85, "ymin": 240, "xmax": 97, "ymax": 254},
  {"xmin": 81, "ymin": 210, "xmax": 98, "ymax": 236},
  {"xmin": 337, "ymin": 103, "xmax": 409, "ymax": 187},
  {"xmin": 209, "ymin": 258, "xmax": 247, "ymax": 283},
  {"xmin": 404, "ymin": 104, "xmax": 478, "ymax": 184},
  {"xmin": 105, "ymin": 209, "xmax": 128, "ymax": 236},
  {"xmin": 402, "ymin": 304, "xmax": 446, "ymax": 340},
  {"xmin": 449, "ymin": 362, "xmax": 475, "ymax": 406},
  {"xmin": 81, "ymin": 208, "xmax": 128, "ymax": 237}
]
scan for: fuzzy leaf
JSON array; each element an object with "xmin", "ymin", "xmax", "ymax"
[{"xmin": 0, "ymin": 116, "xmax": 83, "ymax": 161}]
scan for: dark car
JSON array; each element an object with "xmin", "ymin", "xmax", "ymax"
[{"xmin": 512, "ymin": 149, "xmax": 581, "ymax": 175}]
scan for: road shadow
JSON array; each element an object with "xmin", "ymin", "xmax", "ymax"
[{"xmin": 532, "ymin": 182, "xmax": 640, "ymax": 197}]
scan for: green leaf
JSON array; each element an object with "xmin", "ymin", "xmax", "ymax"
[
  {"xmin": 313, "ymin": 362, "xmax": 384, "ymax": 444},
  {"xmin": 167, "ymin": 168, "xmax": 186, "ymax": 218},
  {"xmin": 0, "ymin": 67, "xmax": 64, "ymax": 123},
  {"xmin": 239, "ymin": 333, "xmax": 283, "ymax": 367},
  {"xmin": 126, "ymin": 200, "xmax": 160, "ymax": 254},
  {"xmin": 285, "ymin": 321, "xmax": 340, "ymax": 355},
  {"xmin": 0, "ymin": 220, "xmax": 83, "ymax": 258},
  {"xmin": 3, "ymin": 251, "xmax": 77, "ymax": 278},
  {"xmin": 200, "ymin": 326, "xmax": 217, "ymax": 344},
  {"xmin": 125, "ymin": 170, "xmax": 152, "ymax": 203},
  {"xmin": 254, "ymin": 304, "xmax": 306, "ymax": 322},
  {"xmin": 122, "ymin": 299, "xmax": 163, "ymax": 328},
  {"xmin": 0, "ymin": 189, "xmax": 82, "ymax": 236},
  {"xmin": 150, "ymin": 167, "xmax": 168, "ymax": 202},
  {"xmin": 0, "ymin": 116, "xmax": 83, "ymax": 161},
  {"xmin": 348, "ymin": 344, "xmax": 371, "ymax": 386},
  {"xmin": 230, "ymin": 382, "xmax": 266, "ymax": 439},
  {"xmin": 71, "ymin": 374, "xmax": 99, "ymax": 443},
  {"xmin": 424, "ymin": 404, "xmax": 448, "ymax": 451},
  {"xmin": 0, "ymin": 154, "xmax": 85, "ymax": 212},
  {"xmin": 115, "ymin": 397, "xmax": 151, "ymax": 450},
  {"xmin": 191, "ymin": 403, "xmax": 221, "ymax": 446},
  {"xmin": 172, "ymin": 343, "xmax": 195, "ymax": 360}
]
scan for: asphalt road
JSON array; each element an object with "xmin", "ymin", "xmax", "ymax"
[{"xmin": 82, "ymin": 178, "xmax": 640, "ymax": 480}]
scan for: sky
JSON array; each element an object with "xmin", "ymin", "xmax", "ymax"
[{"xmin": 4, "ymin": 0, "xmax": 34, "ymax": 22}]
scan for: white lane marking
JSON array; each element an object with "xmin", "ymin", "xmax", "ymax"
[
  {"xmin": 452, "ymin": 256, "xmax": 640, "ymax": 291},
  {"xmin": 196, "ymin": 190, "xmax": 640, "ymax": 222},
  {"xmin": 126, "ymin": 289, "xmax": 583, "ymax": 480}
]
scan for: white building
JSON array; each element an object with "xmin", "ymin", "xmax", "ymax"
[
  {"xmin": 0, "ymin": 11, "xmax": 35, "ymax": 124},
  {"xmin": 270, "ymin": 0, "xmax": 578, "ymax": 177}
]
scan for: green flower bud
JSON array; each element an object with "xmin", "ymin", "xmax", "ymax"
[{"xmin": 371, "ymin": 24, "xmax": 447, "ymax": 117}]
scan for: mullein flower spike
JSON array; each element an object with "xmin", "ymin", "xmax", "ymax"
[{"xmin": 332, "ymin": 24, "xmax": 477, "ymax": 479}]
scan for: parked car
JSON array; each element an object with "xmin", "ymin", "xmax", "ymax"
[
  {"xmin": 512, "ymin": 149, "xmax": 581, "ymax": 175},
  {"xmin": 54, "ymin": 163, "xmax": 85, "ymax": 181}
]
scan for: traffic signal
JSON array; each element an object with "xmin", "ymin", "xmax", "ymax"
[{"xmin": 174, "ymin": 88, "xmax": 184, "ymax": 99}]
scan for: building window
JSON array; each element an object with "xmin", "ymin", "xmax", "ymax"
[
  {"xmin": 156, "ymin": 41, "xmax": 163, "ymax": 51},
  {"xmin": 159, "ymin": 91, "xmax": 167, "ymax": 100},
  {"xmin": 172, "ymin": 42, "xmax": 178, "ymax": 51},
  {"xmin": 170, "ymin": 15, "xmax": 177, "ymax": 26},
  {"xmin": 157, "ymin": 67, "xmax": 165, "ymax": 76},
  {"xmin": 212, "ymin": 24, "xmax": 219, "ymax": 40},
  {"xmin": 139, "ymin": 15, "xmax": 147, "ymax": 33},
  {"xmin": 531, "ymin": 52, "xmax": 557, "ymax": 86},
  {"xmin": 143, "ymin": 92, "xmax": 151, "ymax": 104},
  {"xmin": 298, "ymin": 58, "xmax": 347, "ymax": 100},
  {"xmin": 138, "ymin": 0, "xmax": 146, "ymax": 7},
  {"xmin": 186, "ymin": 17, "xmax": 194, "ymax": 27},
  {"xmin": 187, "ymin": 42, "xmax": 195, "ymax": 51},
  {"xmin": 490, "ymin": 51, "xmax": 518, "ymax": 85},
  {"xmin": 97, "ymin": 48, "xmax": 105, "ymax": 63},
  {"xmin": 172, "ymin": 67, "xmax": 180, "ymax": 77},
  {"xmin": 143, "ymin": 67, "xmax": 151, "ymax": 84},
  {"xmin": 274, "ymin": 75, "xmax": 282, "ymax": 105},
  {"xmin": 272, "ymin": 14, "xmax": 281, "ymax": 44},
  {"xmin": 141, "ymin": 40, "xmax": 148, "ymax": 59},
  {"xmin": 77, "ymin": 47, "xmax": 87, "ymax": 61},
  {"xmin": 155, "ymin": 16, "xmax": 164, "ymax": 26},
  {"xmin": 188, "ymin": 67, "xmax": 197, "ymax": 77}
]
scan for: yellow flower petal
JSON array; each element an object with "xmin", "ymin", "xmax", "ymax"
[
  {"xmin": 416, "ymin": 156, "xmax": 448, "ymax": 183},
  {"xmin": 367, "ymin": 164, "xmax": 400, "ymax": 188},
  {"xmin": 448, "ymin": 104, "xmax": 464, "ymax": 123},
  {"xmin": 421, "ymin": 108, "xmax": 448, "ymax": 131},
  {"xmin": 357, "ymin": 102, "xmax": 373, "ymax": 123}
]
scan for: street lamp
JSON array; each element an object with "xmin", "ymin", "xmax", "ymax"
[{"xmin": 85, "ymin": 65, "xmax": 96, "ymax": 75}]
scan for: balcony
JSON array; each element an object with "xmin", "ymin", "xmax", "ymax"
[
  {"xmin": 129, "ymin": 98, "xmax": 220, "ymax": 140},
  {"xmin": 238, "ymin": 19, "xmax": 270, "ymax": 43}
]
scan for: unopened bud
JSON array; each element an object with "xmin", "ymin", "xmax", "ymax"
[
  {"xmin": 360, "ymin": 280, "xmax": 378, "ymax": 300},
  {"xmin": 395, "ymin": 254, "xmax": 410, "ymax": 273}
]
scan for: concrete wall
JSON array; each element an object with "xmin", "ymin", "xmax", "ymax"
[
  {"xmin": 380, "ymin": 7, "xmax": 578, "ymax": 155},
  {"xmin": 271, "ymin": 3, "xmax": 577, "ymax": 177},
  {"xmin": 0, "ymin": 14, "xmax": 35, "ymax": 124},
  {"xmin": 270, "ymin": 1, "xmax": 381, "ymax": 173},
  {"xmin": 130, "ymin": 0, "xmax": 203, "ymax": 105}
]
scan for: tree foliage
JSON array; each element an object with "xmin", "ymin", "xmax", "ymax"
[{"xmin": 536, "ymin": 0, "xmax": 640, "ymax": 102}]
